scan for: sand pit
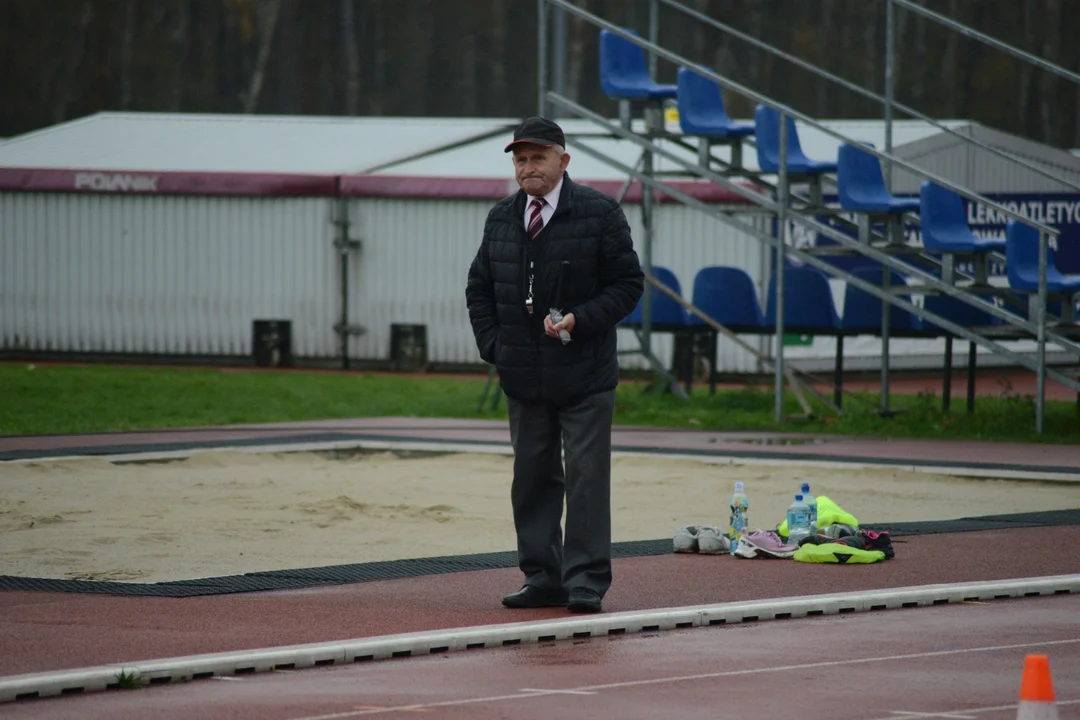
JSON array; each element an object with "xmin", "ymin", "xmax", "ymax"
[{"xmin": 2, "ymin": 448, "xmax": 1079, "ymax": 583}]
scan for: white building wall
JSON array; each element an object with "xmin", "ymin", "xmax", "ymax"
[
  {"xmin": 345, "ymin": 197, "xmax": 770, "ymax": 371},
  {"xmin": 344, "ymin": 197, "xmax": 491, "ymax": 365},
  {"xmin": 1, "ymin": 191, "xmax": 777, "ymax": 373},
  {"xmin": 0, "ymin": 192, "xmax": 339, "ymax": 357}
]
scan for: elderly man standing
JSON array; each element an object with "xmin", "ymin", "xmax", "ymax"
[{"xmin": 465, "ymin": 117, "xmax": 644, "ymax": 614}]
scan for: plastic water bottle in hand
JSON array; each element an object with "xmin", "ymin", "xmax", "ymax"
[
  {"xmin": 800, "ymin": 482, "xmax": 817, "ymax": 533},
  {"xmin": 550, "ymin": 260, "xmax": 571, "ymax": 345},
  {"xmin": 549, "ymin": 308, "xmax": 571, "ymax": 345},
  {"xmin": 786, "ymin": 494, "xmax": 813, "ymax": 546},
  {"xmin": 728, "ymin": 481, "xmax": 749, "ymax": 553}
]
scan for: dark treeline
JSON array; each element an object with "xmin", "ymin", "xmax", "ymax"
[{"xmin": 2, "ymin": 0, "xmax": 1078, "ymax": 147}]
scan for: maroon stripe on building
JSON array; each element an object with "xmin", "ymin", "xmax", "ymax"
[
  {"xmin": 0, "ymin": 168, "xmax": 338, "ymax": 197},
  {"xmin": 0, "ymin": 167, "xmax": 759, "ymax": 204}
]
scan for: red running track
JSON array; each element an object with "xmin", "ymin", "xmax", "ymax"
[
  {"xmin": 2, "ymin": 421, "xmax": 1079, "ymax": 717},
  {"xmin": 3, "ymin": 526, "xmax": 1080, "ymax": 677},
  {"xmin": 4, "ymin": 594, "xmax": 1080, "ymax": 720}
]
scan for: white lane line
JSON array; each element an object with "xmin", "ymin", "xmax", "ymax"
[
  {"xmin": 865, "ymin": 699, "xmax": 1080, "ymax": 720},
  {"xmin": 519, "ymin": 688, "xmax": 597, "ymax": 696},
  {"xmin": 884, "ymin": 711, "xmax": 977, "ymax": 719},
  {"xmin": 286, "ymin": 638, "xmax": 1080, "ymax": 719}
]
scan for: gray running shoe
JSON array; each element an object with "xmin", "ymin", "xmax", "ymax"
[
  {"xmin": 673, "ymin": 525, "xmax": 700, "ymax": 553},
  {"xmin": 698, "ymin": 526, "xmax": 731, "ymax": 554}
]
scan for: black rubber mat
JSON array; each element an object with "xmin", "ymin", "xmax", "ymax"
[{"xmin": 0, "ymin": 511, "xmax": 1077, "ymax": 597}]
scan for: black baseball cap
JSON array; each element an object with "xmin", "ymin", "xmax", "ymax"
[{"xmin": 504, "ymin": 116, "xmax": 566, "ymax": 153}]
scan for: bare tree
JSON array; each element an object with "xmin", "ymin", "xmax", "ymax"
[
  {"xmin": 341, "ymin": 0, "xmax": 360, "ymax": 115},
  {"xmin": 2, "ymin": 0, "xmax": 1077, "ymax": 147},
  {"xmin": 1039, "ymin": 0, "xmax": 1062, "ymax": 144},
  {"xmin": 862, "ymin": 0, "xmax": 877, "ymax": 95},
  {"xmin": 170, "ymin": 0, "xmax": 191, "ymax": 111},
  {"xmin": 815, "ymin": 0, "xmax": 835, "ymax": 117},
  {"xmin": 370, "ymin": 0, "xmax": 389, "ymax": 115},
  {"xmin": 942, "ymin": 0, "xmax": 959, "ymax": 117},
  {"xmin": 119, "ymin": 0, "xmax": 135, "ymax": 109},
  {"xmin": 1017, "ymin": 0, "xmax": 1037, "ymax": 136},
  {"xmin": 910, "ymin": 0, "xmax": 926, "ymax": 107},
  {"xmin": 460, "ymin": 15, "xmax": 479, "ymax": 116},
  {"xmin": 54, "ymin": 0, "xmax": 94, "ymax": 123},
  {"xmin": 566, "ymin": 0, "xmax": 588, "ymax": 104},
  {"xmin": 242, "ymin": 0, "xmax": 283, "ymax": 114}
]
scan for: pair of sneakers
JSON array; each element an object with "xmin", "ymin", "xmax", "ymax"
[
  {"xmin": 673, "ymin": 525, "xmax": 730, "ymax": 554},
  {"xmin": 732, "ymin": 529, "xmax": 799, "ymax": 559}
]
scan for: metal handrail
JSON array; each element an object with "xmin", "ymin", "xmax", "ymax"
[
  {"xmin": 552, "ymin": 91, "xmax": 1074, "ymax": 348},
  {"xmin": 892, "ymin": 0, "xmax": 1080, "ymax": 86},
  {"xmin": 541, "ymin": 0, "xmax": 1070, "ymax": 431},
  {"xmin": 545, "ymin": 0, "xmax": 1059, "ymax": 240},
  {"xmin": 658, "ymin": 0, "xmax": 1080, "ymax": 194},
  {"xmin": 555, "ymin": 88, "xmax": 1080, "ymax": 436},
  {"xmin": 559, "ymin": 125, "xmax": 1080, "ymax": 396}
]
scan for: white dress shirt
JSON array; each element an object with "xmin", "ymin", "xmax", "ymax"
[{"xmin": 523, "ymin": 176, "xmax": 564, "ymax": 233}]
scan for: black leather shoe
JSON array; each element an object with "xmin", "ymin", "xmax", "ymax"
[
  {"xmin": 567, "ymin": 587, "xmax": 602, "ymax": 614},
  {"xmin": 502, "ymin": 585, "xmax": 568, "ymax": 609}
]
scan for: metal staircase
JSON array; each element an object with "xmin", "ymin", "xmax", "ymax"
[{"xmin": 537, "ymin": 0, "xmax": 1080, "ymax": 433}]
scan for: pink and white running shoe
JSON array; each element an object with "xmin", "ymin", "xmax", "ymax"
[{"xmin": 733, "ymin": 530, "xmax": 799, "ymax": 559}]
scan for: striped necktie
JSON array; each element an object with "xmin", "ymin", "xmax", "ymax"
[{"xmin": 527, "ymin": 197, "xmax": 545, "ymax": 239}]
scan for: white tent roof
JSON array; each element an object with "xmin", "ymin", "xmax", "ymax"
[
  {"xmin": 0, "ymin": 113, "xmax": 513, "ymax": 175},
  {"xmin": 0, "ymin": 111, "xmax": 966, "ymax": 181}
]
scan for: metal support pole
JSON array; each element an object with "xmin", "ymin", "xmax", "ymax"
[
  {"xmin": 834, "ymin": 336, "xmax": 844, "ymax": 409},
  {"xmin": 1036, "ymin": 230, "xmax": 1048, "ymax": 434},
  {"xmin": 648, "ymin": 0, "xmax": 660, "ymax": 78},
  {"xmin": 884, "ymin": 0, "xmax": 895, "ymax": 190},
  {"xmin": 880, "ymin": 268, "xmax": 891, "ymax": 414},
  {"xmin": 697, "ymin": 138, "xmax": 711, "ymax": 169},
  {"xmin": 641, "ymin": 115, "xmax": 656, "ymax": 374},
  {"xmin": 336, "ymin": 192, "xmax": 351, "ymax": 370},
  {"xmin": 774, "ymin": 111, "xmax": 789, "ymax": 423},
  {"xmin": 966, "ymin": 341, "xmax": 977, "ymax": 414},
  {"xmin": 552, "ymin": 3, "xmax": 567, "ymax": 99},
  {"xmin": 537, "ymin": 0, "xmax": 548, "ymax": 116},
  {"xmin": 942, "ymin": 336, "xmax": 953, "ymax": 413}
]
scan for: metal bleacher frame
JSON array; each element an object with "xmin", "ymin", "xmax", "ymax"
[{"xmin": 537, "ymin": 0, "xmax": 1080, "ymax": 433}]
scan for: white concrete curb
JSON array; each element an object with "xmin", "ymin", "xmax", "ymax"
[{"xmin": 2, "ymin": 573, "xmax": 1078, "ymax": 703}]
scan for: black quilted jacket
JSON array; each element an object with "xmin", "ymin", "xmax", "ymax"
[{"xmin": 465, "ymin": 175, "xmax": 644, "ymax": 405}]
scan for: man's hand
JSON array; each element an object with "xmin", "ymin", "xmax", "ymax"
[{"xmin": 544, "ymin": 312, "xmax": 575, "ymax": 339}]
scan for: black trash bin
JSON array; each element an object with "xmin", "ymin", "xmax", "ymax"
[
  {"xmin": 390, "ymin": 324, "xmax": 428, "ymax": 371},
  {"xmin": 252, "ymin": 319, "xmax": 294, "ymax": 367}
]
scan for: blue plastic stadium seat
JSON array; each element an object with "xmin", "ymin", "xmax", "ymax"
[
  {"xmin": 919, "ymin": 181, "xmax": 1006, "ymax": 254},
  {"xmin": 624, "ymin": 266, "xmax": 688, "ymax": 327},
  {"xmin": 599, "ymin": 29, "xmax": 677, "ymax": 101},
  {"xmin": 676, "ymin": 68, "xmax": 755, "ymax": 139},
  {"xmin": 922, "ymin": 293, "xmax": 1002, "ymax": 336},
  {"xmin": 837, "ymin": 143, "xmax": 920, "ymax": 214},
  {"xmin": 1005, "ymin": 220, "xmax": 1080, "ymax": 294},
  {"xmin": 840, "ymin": 267, "xmax": 922, "ymax": 335},
  {"xmin": 763, "ymin": 266, "xmax": 840, "ymax": 333},
  {"xmin": 753, "ymin": 105, "xmax": 838, "ymax": 175},
  {"xmin": 688, "ymin": 266, "xmax": 765, "ymax": 332}
]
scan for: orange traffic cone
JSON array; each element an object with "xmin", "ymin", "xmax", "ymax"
[{"xmin": 1017, "ymin": 654, "xmax": 1058, "ymax": 720}]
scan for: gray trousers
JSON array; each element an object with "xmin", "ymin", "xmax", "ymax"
[{"xmin": 506, "ymin": 389, "xmax": 616, "ymax": 598}]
